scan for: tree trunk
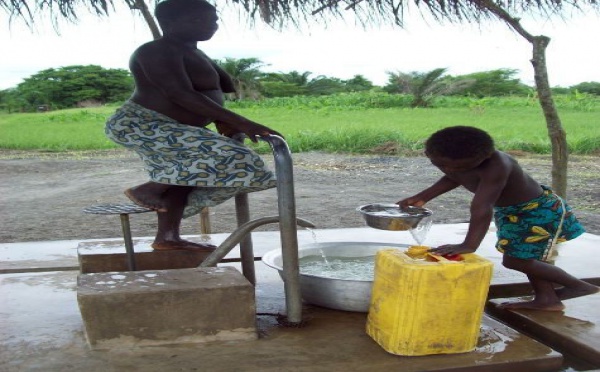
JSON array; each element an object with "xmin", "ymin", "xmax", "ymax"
[
  {"xmin": 478, "ymin": 0, "xmax": 569, "ymax": 198},
  {"xmin": 530, "ymin": 36, "xmax": 568, "ymax": 198},
  {"xmin": 131, "ymin": 0, "xmax": 161, "ymax": 40}
]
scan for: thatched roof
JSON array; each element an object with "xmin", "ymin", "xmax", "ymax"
[{"xmin": 1, "ymin": 0, "xmax": 597, "ymax": 28}]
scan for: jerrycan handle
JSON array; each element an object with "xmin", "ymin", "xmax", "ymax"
[{"xmin": 425, "ymin": 253, "xmax": 464, "ymax": 262}]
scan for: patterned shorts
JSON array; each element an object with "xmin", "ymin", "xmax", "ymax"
[
  {"xmin": 494, "ymin": 185, "xmax": 585, "ymax": 260},
  {"xmin": 105, "ymin": 101, "xmax": 276, "ymax": 218}
]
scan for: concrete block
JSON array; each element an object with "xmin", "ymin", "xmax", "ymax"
[
  {"xmin": 77, "ymin": 240, "xmax": 213, "ymax": 273},
  {"xmin": 77, "ymin": 267, "xmax": 257, "ymax": 349}
]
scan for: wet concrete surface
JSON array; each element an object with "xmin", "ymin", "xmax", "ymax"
[
  {"xmin": 1, "ymin": 224, "xmax": 599, "ymax": 371},
  {"xmin": 488, "ymin": 294, "xmax": 600, "ymax": 368},
  {"xmin": 1, "ymin": 268, "xmax": 563, "ymax": 372}
]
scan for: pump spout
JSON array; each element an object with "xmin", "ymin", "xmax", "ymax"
[{"xmin": 199, "ymin": 216, "xmax": 315, "ymax": 268}]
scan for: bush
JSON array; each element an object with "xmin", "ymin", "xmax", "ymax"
[{"xmin": 3, "ymin": 65, "xmax": 133, "ymax": 112}]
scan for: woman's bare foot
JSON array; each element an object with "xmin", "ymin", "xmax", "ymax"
[
  {"xmin": 555, "ymin": 284, "xmax": 600, "ymax": 301},
  {"xmin": 125, "ymin": 187, "xmax": 167, "ymax": 212},
  {"xmin": 152, "ymin": 240, "xmax": 216, "ymax": 251},
  {"xmin": 498, "ymin": 299, "xmax": 565, "ymax": 312}
]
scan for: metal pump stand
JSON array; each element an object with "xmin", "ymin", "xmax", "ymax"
[
  {"xmin": 200, "ymin": 135, "xmax": 307, "ymax": 325},
  {"xmin": 261, "ymin": 135, "xmax": 303, "ymax": 324}
]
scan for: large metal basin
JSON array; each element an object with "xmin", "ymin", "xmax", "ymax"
[{"xmin": 262, "ymin": 242, "xmax": 409, "ymax": 312}]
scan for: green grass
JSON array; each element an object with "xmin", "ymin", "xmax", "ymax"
[
  {"xmin": 0, "ymin": 108, "xmax": 117, "ymax": 151},
  {"xmin": 1, "ymin": 95, "xmax": 599, "ymax": 155}
]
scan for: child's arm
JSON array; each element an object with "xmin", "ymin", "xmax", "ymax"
[{"xmin": 397, "ymin": 176, "xmax": 460, "ymax": 208}]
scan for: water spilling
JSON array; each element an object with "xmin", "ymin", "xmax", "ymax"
[
  {"xmin": 320, "ymin": 251, "xmax": 331, "ymax": 267},
  {"xmin": 305, "ymin": 227, "xmax": 330, "ymax": 267},
  {"xmin": 305, "ymin": 226, "xmax": 318, "ymax": 244},
  {"xmin": 410, "ymin": 214, "xmax": 433, "ymax": 245},
  {"xmin": 299, "ymin": 255, "xmax": 375, "ymax": 281}
]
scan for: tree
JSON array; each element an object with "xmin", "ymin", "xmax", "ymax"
[
  {"xmin": 260, "ymin": 81, "xmax": 307, "ymax": 97},
  {"xmin": 384, "ymin": 68, "xmax": 473, "ymax": 107},
  {"xmin": 267, "ymin": 71, "xmax": 313, "ymax": 86},
  {"xmin": 453, "ymin": 69, "xmax": 530, "ymax": 97},
  {"xmin": 0, "ymin": 88, "xmax": 25, "ymax": 112},
  {"xmin": 9, "ymin": 65, "xmax": 133, "ymax": 111},
  {"xmin": 1, "ymin": 0, "xmax": 161, "ymax": 38},
  {"xmin": 260, "ymin": 71, "xmax": 312, "ymax": 97},
  {"xmin": 475, "ymin": 0, "xmax": 571, "ymax": 197},
  {"xmin": 261, "ymin": 71, "xmax": 349, "ymax": 96},
  {"xmin": 306, "ymin": 76, "xmax": 346, "ymax": 95},
  {"xmin": 129, "ymin": 0, "xmax": 160, "ymax": 39},
  {"xmin": 343, "ymin": 75, "xmax": 374, "ymax": 92},
  {"xmin": 259, "ymin": 71, "xmax": 375, "ymax": 97},
  {"xmin": 570, "ymin": 82, "xmax": 600, "ymax": 96}
]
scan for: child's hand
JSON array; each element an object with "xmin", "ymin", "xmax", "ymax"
[
  {"xmin": 397, "ymin": 197, "xmax": 425, "ymax": 209},
  {"xmin": 429, "ymin": 244, "xmax": 476, "ymax": 256}
]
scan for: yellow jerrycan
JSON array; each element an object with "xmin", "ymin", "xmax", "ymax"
[{"xmin": 366, "ymin": 248, "xmax": 493, "ymax": 356}]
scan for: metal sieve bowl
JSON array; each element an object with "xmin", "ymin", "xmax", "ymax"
[{"xmin": 357, "ymin": 203, "xmax": 432, "ymax": 231}]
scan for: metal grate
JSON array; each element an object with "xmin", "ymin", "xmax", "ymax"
[
  {"xmin": 83, "ymin": 203, "xmax": 153, "ymax": 215},
  {"xmin": 82, "ymin": 203, "xmax": 153, "ymax": 271}
]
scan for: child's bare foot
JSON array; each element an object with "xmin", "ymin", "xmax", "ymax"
[
  {"xmin": 498, "ymin": 299, "xmax": 565, "ymax": 312},
  {"xmin": 151, "ymin": 240, "xmax": 216, "ymax": 251},
  {"xmin": 555, "ymin": 284, "xmax": 600, "ymax": 301},
  {"xmin": 125, "ymin": 187, "xmax": 167, "ymax": 212}
]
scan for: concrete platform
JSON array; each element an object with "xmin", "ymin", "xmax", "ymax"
[
  {"xmin": 1, "ymin": 224, "xmax": 600, "ymax": 371},
  {"xmin": 1, "ymin": 264, "xmax": 562, "ymax": 371},
  {"xmin": 487, "ymin": 294, "xmax": 600, "ymax": 367}
]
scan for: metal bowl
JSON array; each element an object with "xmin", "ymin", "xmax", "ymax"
[
  {"xmin": 357, "ymin": 203, "xmax": 432, "ymax": 231},
  {"xmin": 262, "ymin": 242, "xmax": 409, "ymax": 312}
]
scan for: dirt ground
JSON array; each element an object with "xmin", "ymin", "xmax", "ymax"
[{"xmin": 1, "ymin": 149, "xmax": 599, "ymax": 243}]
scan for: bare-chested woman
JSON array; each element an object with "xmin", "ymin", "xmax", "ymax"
[
  {"xmin": 399, "ymin": 126, "xmax": 598, "ymax": 311},
  {"xmin": 105, "ymin": 0, "xmax": 282, "ymax": 251}
]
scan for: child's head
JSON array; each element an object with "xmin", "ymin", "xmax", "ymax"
[{"xmin": 425, "ymin": 126, "xmax": 495, "ymax": 172}]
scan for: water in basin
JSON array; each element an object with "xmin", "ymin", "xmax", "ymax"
[
  {"xmin": 262, "ymin": 241, "xmax": 410, "ymax": 312},
  {"xmin": 299, "ymin": 255, "xmax": 375, "ymax": 281}
]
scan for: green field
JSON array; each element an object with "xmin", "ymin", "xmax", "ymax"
[{"xmin": 1, "ymin": 94, "xmax": 599, "ymax": 155}]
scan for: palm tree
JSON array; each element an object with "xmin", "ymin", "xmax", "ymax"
[
  {"xmin": 343, "ymin": 74, "xmax": 374, "ymax": 92},
  {"xmin": 385, "ymin": 68, "xmax": 474, "ymax": 108},
  {"xmin": 269, "ymin": 71, "xmax": 313, "ymax": 86},
  {"xmin": 4, "ymin": 0, "xmax": 599, "ymax": 196}
]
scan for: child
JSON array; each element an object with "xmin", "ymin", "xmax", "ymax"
[{"xmin": 398, "ymin": 126, "xmax": 598, "ymax": 311}]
